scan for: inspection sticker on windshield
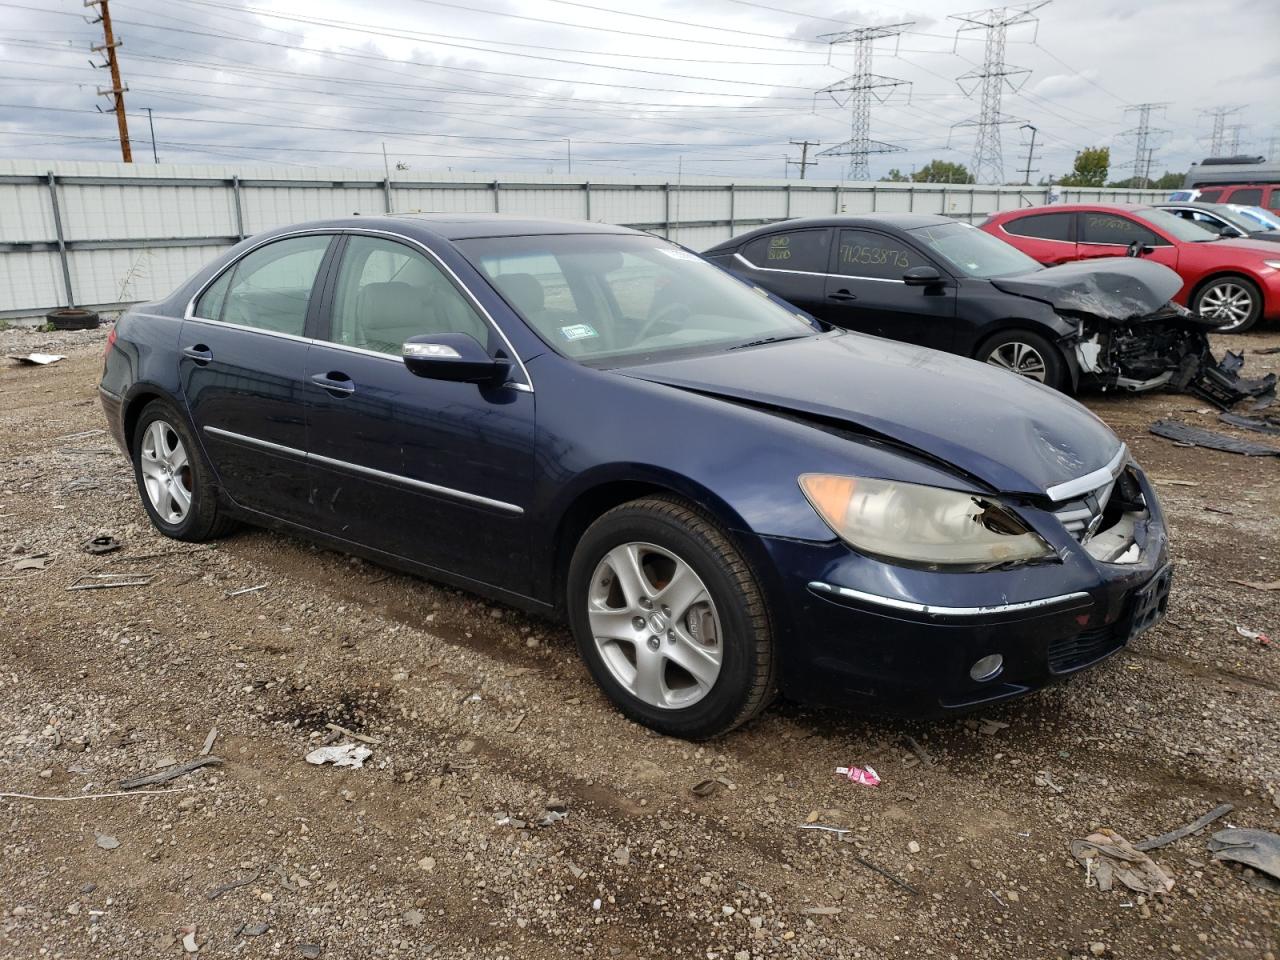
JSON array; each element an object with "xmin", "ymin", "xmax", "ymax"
[
  {"xmin": 659, "ymin": 248, "xmax": 700, "ymax": 261},
  {"xmin": 560, "ymin": 323, "xmax": 598, "ymax": 341}
]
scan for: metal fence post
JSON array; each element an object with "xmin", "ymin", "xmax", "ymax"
[
  {"xmin": 728, "ymin": 183, "xmax": 735, "ymax": 234},
  {"xmin": 231, "ymin": 176, "xmax": 246, "ymax": 239},
  {"xmin": 383, "ymin": 177, "xmax": 392, "ymax": 214},
  {"xmin": 664, "ymin": 182, "xmax": 671, "ymax": 239},
  {"xmin": 492, "ymin": 181, "xmax": 501, "ymax": 213},
  {"xmin": 785, "ymin": 183, "xmax": 792, "ymax": 218},
  {"xmin": 870, "ymin": 184, "xmax": 877, "ymax": 212},
  {"xmin": 584, "ymin": 181, "xmax": 591, "ymax": 221},
  {"xmin": 46, "ymin": 171, "xmax": 74, "ymax": 309},
  {"xmin": 941, "ymin": 186, "xmax": 948, "ymax": 217},
  {"xmin": 833, "ymin": 185, "xmax": 841, "ymax": 214},
  {"xmin": 908, "ymin": 185, "xmax": 914, "ymax": 213}
]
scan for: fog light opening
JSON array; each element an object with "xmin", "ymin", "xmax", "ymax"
[{"xmin": 970, "ymin": 654, "xmax": 1004, "ymax": 683}]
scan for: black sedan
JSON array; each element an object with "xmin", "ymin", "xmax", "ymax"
[
  {"xmin": 100, "ymin": 215, "xmax": 1171, "ymax": 739},
  {"xmin": 703, "ymin": 213, "xmax": 1215, "ymax": 395}
]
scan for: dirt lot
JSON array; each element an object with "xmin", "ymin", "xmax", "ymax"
[{"xmin": 1, "ymin": 323, "xmax": 1277, "ymax": 960}]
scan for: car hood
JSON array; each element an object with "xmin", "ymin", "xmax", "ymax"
[
  {"xmin": 988, "ymin": 259, "xmax": 1183, "ymax": 321},
  {"xmin": 618, "ymin": 333, "xmax": 1121, "ymax": 498}
]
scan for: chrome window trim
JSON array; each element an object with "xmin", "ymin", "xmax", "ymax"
[
  {"xmin": 1045, "ymin": 443, "xmax": 1128, "ymax": 502},
  {"xmin": 182, "ymin": 227, "xmax": 534, "ymax": 392},
  {"xmin": 203, "ymin": 425, "xmax": 525, "ymax": 515},
  {"xmin": 731, "ymin": 251, "xmax": 904, "ymax": 284},
  {"xmin": 998, "ymin": 222, "xmax": 1076, "ymax": 245},
  {"xmin": 808, "ymin": 581, "xmax": 1091, "ymax": 617}
]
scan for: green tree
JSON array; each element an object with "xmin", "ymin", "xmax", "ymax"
[
  {"xmin": 911, "ymin": 160, "xmax": 974, "ymax": 184},
  {"xmin": 1154, "ymin": 170, "xmax": 1186, "ymax": 189},
  {"xmin": 1057, "ymin": 147, "xmax": 1109, "ymax": 187},
  {"xmin": 882, "ymin": 168, "xmax": 910, "ymax": 182}
]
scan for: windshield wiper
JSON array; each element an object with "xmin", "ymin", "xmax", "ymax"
[{"xmin": 727, "ymin": 335, "xmax": 806, "ymax": 351}]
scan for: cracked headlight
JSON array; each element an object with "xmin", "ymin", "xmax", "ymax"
[{"xmin": 799, "ymin": 474, "xmax": 1054, "ymax": 567}]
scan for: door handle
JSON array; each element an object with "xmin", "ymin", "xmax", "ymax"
[
  {"xmin": 182, "ymin": 344, "xmax": 212, "ymax": 365},
  {"xmin": 310, "ymin": 372, "xmax": 356, "ymax": 396},
  {"xmin": 828, "ymin": 290, "xmax": 857, "ymax": 302}
]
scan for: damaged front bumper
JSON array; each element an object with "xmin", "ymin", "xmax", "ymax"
[
  {"xmin": 1066, "ymin": 304, "xmax": 1276, "ymax": 407},
  {"xmin": 760, "ymin": 458, "xmax": 1171, "ymax": 714}
]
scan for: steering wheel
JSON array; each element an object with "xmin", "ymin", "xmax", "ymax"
[{"xmin": 633, "ymin": 301, "xmax": 691, "ymax": 345}]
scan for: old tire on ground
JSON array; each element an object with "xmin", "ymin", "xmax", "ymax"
[
  {"xmin": 130, "ymin": 399, "xmax": 237, "ymax": 542},
  {"xmin": 1193, "ymin": 275, "xmax": 1263, "ymax": 333},
  {"xmin": 567, "ymin": 496, "xmax": 775, "ymax": 739},
  {"xmin": 976, "ymin": 329, "xmax": 1067, "ymax": 391},
  {"xmin": 45, "ymin": 308, "xmax": 100, "ymax": 330}
]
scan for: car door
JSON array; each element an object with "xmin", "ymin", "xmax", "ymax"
[
  {"xmin": 180, "ymin": 232, "xmax": 336, "ymax": 525},
  {"xmin": 304, "ymin": 232, "xmax": 535, "ymax": 593},
  {"xmin": 993, "ymin": 211, "xmax": 1077, "ymax": 265},
  {"xmin": 729, "ymin": 228, "xmax": 832, "ymax": 320},
  {"xmin": 824, "ymin": 227, "xmax": 958, "ymax": 349},
  {"xmin": 1075, "ymin": 211, "xmax": 1178, "ymax": 269}
]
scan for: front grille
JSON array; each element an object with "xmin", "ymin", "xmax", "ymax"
[
  {"xmin": 1052, "ymin": 476, "xmax": 1117, "ymax": 542},
  {"xmin": 1048, "ymin": 624, "xmax": 1124, "ymax": 674}
]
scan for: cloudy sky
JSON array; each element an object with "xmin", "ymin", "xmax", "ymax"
[{"xmin": 0, "ymin": 0, "xmax": 1276, "ymax": 182}]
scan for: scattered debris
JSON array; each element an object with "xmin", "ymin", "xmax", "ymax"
[
  {"xmin": 1152, "ymin": 478, "xmax": 1199, "ymax": 487},
  {"xmin": 798, "ymin": 824, "xmax": 852, "ymax": 838},
  {"xmin": 298, "ymin": 945, "xmax": 323, "ymax": 959},
  {"xmin": 1229, "ymin": 578, "xmax": 1280, "ymax": 591},
  {"xmin": 323, "ymin": 722, "xmax": 380, "ymax": 745},
  {"xmin": 1220, "ymin": 412, "xmax": 1280, "ymax": 437},
  {"xmin": 848, "ymin": 853, "xmax": 919, "ymax": 896},
  {"xmin": 1149, "ymin": 419, "xmax": 1280, "ymax": 456},
  {"xmin": 1186, "ymin": 350, "xmax": 1278, "ymax": 409},
  {"xmin": 11, "ymin": 556, "xmax": 49, "ymax": 572},
  {"xmin": 199, "ymin": 727, "xmax": 218, "ymax": 756},
  {"xmin": 0, "ymin": 788, "xmax": 183, "ymax": 802},
  {"xmin": 690, "ymin": 778, "xmax": 720, "ymax": 798},
  {"xmin": 83, "ymin": 535, "xmax": 121, "ymax": 555},
  {"xmin": 182, "ymin": 929, "xmax": 199, "ymax": 953},
  {"xmin": 7, "ymin": 353, "xmax": 66, "ymax": 365},
  {"xmin": 225, "ymin": 583, "xmax": 268, "ymax": 597},
  {"xmin": 118, "ymin": 756, "xmax": 223, "ymax": 790},
  {"xmin": 987, "ymin": 889, "xmax": 1007, "ymax": 907},
  {"xmin": 207, "ymin": 868, "xmax": 261, "ymax": 901},
  {"xmin": 1134, "ymin": 804, "xmax": 1234, "ymax": 852},
  {"xmin": 1071, "ymin": 829, "xmax": 1175, "ymax": 894},
  {"xmin": 67, "ymin": 573, "xmax": 154, "ymax": 591},
  {"xmin": 94, "ymin": 833, "xmax": 120, "ymax": 850},
  {"xmin": 978, "ymin": 718, "xmax": 1009, "ymax": 736},
  {"xmin": 1254, "ymin": 346, "xmax": 1280, "ymax": 355},
  {"xmin": 902, "ymin": 735, "xmax": 935, "ymax": 767},
  {"xmin": 240, "ymin": 923, "xmax": 270, "ymax": 937},
  {"xmin": 507, "ymin": 712, "xmax": 526, "ymax": 733},
  {"xmin": 800, "ymin": 905, "xmax": 841, "ymax": 916},
  {"xmin": 1208, "ymin": 829, "xmax": 1280, "ymax": 883},
  {"xmin": 835, "ymin": 765, "xmax": 881, "ymax": 787},
  {"xmin": 305, "ymin": 744, "xmax": 372, "ymax": 768},
  {"xmin": 1034, "ymin": 770, "xmax": 1065, "ymax": 794},
  {"xmin": 1235, "ymin": 625, "xmax": 1272, "ymax": 644}
]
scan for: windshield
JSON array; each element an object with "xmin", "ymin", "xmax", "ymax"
[
  {"xmin": 1134, "ymin": 207, "xmax": 1225, "ymax": 242},
  {"xmin": 458, "ymin": 233, "xmax": 820, "ymax": 364},
  {"xmin": 1231, "ymin": 205, "xmax": 1280, "ymax": 230},
  {"xmin": 907, "ymin": 220, "xmax": 1042, "ymax": 279}
]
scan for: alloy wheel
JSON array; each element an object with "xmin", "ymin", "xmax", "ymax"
[
  {"xmin": 986, "ymin": 341, "xmax": 1048, "ymax": 382},
  {"xmin": 1199, "ymin": 282, "xmax": 1254, "ymax": 331},
  {"xmin": 587, "ymin": 542, "xmax": 723, "ymax": 710},
  {"xmin": 139, "ymin": 419, "xmax": 193, "ymax": 524}
]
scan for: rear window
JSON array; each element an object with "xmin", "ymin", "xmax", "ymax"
[
  {"xmin": 1002, "ymin": 212, "xmax": 1073, "ymax": 242},
  {"xmin": 1197, "ymin": 189, "xmax": 1223, "ymax": 203},
  {"xmin": 1227, "ymin": 187, "xmax": 1264, "ymax": 206}
]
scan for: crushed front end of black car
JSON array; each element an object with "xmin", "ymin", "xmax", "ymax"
[{"xmin": 992, "ymin": 259, "xmax": 1277, "ymax": 405}]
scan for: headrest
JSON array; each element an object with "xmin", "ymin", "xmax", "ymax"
[
  {"xmin": 492, "ymin": 273, "xmax": 545, "ymax": 315},
  {"xmin": 356, "ymin": 281, "xmax": 425, "ymax": 332}
]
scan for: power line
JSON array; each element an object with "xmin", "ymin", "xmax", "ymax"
[
  {"xmin": 949, "ymin": 2, "xmax": 1049, "ymax": 184},
  {"xmin": 85, "ymin": 0, "xmax": 130, "ymax": 162},
  {"xmin": 815, "ymin": 23, "xmax": 913, "ymax": 180},
  {"xmin": 1117, "ymin": 102, "xmax": 1168, "ymax": 188}
]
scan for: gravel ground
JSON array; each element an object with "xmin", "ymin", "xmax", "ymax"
[{"xmin": 1, "ymin": 322, "xmax": 1278, "ymax": 960}]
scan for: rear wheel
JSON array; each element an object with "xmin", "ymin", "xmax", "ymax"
[
  {"xmin": 1193, "ymin": 276, "xmax": 1262, "ymax": 333},
  {"xmin": 567, "ymin": 497, "xmax": 774, "ymax": 739},
  {"xmin": 130, "ymin": 400, "xmax": 236, "ymax": 541},
  {"xmin": 977, "ymin": 329, "xmax": 1067, "ymax": 391}
]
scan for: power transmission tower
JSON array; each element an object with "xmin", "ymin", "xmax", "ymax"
[
  {"xmin": 786, "ymin": 140, "xmax": 820, "ymax": 179},
  {"xmin": 1268, "ymin": 134, "xmax": 1280, "ymax": 162},
  {"xmin": 949, "ymin": 2, "xmax": 1049, "ymax": 185},
  {"xmin": 1225, "ymin": 123, "xmax": 1247, "ymax": 155},
  {"xmin": 1017, "ymin": 123, "xmax": 1039, "ymax": 185},
  {"xmin": 1201, "ymin": 106, "xmax": 1243, "ymax": 157},
  {"xmin": 813, "ymin": 23, "xmax": 913, "ymax": 181},
  {"xmin": 86, "ymin": 0, "xmax": 131, "ymax": 162},
  {"xmin": 1117, "ymin": 103, "xmax": 1168, "ymax": 188}
]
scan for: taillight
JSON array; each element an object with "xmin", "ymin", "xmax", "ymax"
[{"xmin": 104, "ymin": 326, "xmax": 117, "ymax": 358}]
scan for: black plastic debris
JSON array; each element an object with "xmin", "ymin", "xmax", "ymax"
[
  {"xmin": 1220, "ymin": 412, "xmax": 1280, "ymax": 437},
  {"xmin": 1149, "ymin": 419, "xmax": 1280, "ymax": 456},
  {"xmin": 1186, "ymin": 351, "xmax": 1279, "ymax": 410},
  {"xmin": 83, "ymin": 535, "xmax": 121, "ymax": 555}
]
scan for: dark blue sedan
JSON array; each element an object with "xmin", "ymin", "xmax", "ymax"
[{"xmin": 100, "ymin": 215, "xmax": 1171, "ymax": 738}]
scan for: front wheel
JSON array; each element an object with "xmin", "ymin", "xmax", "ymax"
[
  {"xmin": 1193, "ymin": 276, "xmax": 1262, "ymax": 333},
  {"xmin": 567, "ymin": 497, "xmax": 775, "ymax": 739},
  {"xmin": 977, "ymin": 329, "xmax": 1067, "ymax": 391},
  {"xmin": 130, "ymin": 400, "xmax": 236, "ymax": 541}
]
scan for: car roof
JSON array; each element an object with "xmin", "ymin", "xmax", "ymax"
[
  {"xmin": 706, "ymin": 213, "xmax": 955, "ymax": 250},
  {"xmin": 994, "ymin": 203, "xmax": 1155, "ymax": 216},
  {"xmin": 1156, "ymin": 201, "xmax": 1234, "ymax": 213},
  {"xmin": 253, "ymin": 214, "xmax": 646, "ymax": 244}
]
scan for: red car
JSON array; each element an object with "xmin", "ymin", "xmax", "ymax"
[{"xmin": 981, "ymin": 204, "xmax": 1280, "ymax": 332}]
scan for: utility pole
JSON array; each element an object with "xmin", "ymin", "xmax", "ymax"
[
  {"xmin": 1201, "ymin": 105, "xmax": 1243, "ymax": 157},
  {"xmin": 949, "ymin": 2, "xmax": 1049, "ymax": 185},
  {"xmin": 86, "ymin": 0, "xmax": 131, "ymax": 162},
  {"xmin": 786, "ymin": 140, "xmax": 820, "ymax": 179},
  {"xmin": 814, "ymin": 23, "xmax": 913, "ymax": 180},
  {"xmin": 1018, "ymin": 123, "xmax": 1038, "ymax": 185},
  {"xmin": 145, "ymin": 107, "xmax": 157, "ymax": 162},
  {"xmin": 1118, "ymin": 103, "xmax": 1167, "ymax": 188}
]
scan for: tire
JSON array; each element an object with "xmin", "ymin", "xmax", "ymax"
[
  {"xmin": 45, "ymin": 308, "xmax": 100, "ymax": 330},
  {"xmin": 567, "ymin": 496, "xmax": 775, "ymax": 739},
  {"xmin": 976, "ymin": 329, "xmax": 1067, "ymax": 391},
  {"xmin": 1192, "ymin": 275, "xmax": 1262, "ymax": 333},
  {"xmin": 130, "ymin": 399, "xmax": 236, "ymax": 542}
]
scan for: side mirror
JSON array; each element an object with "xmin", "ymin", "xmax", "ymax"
[
  {"xmin": 1218, "ymin": 225, "xmax": 1241, "ymax": 238},
  {"xmin": 1124, "ymin": 241, "xmax": 1155, "ymax": 258},
  {"xmin": 903, "ymin": 265, "xmax": 944, "ymax": 286},
  {"xmin": 402, "ymin": 332, "xmax": 511, "ymax": 385}
]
